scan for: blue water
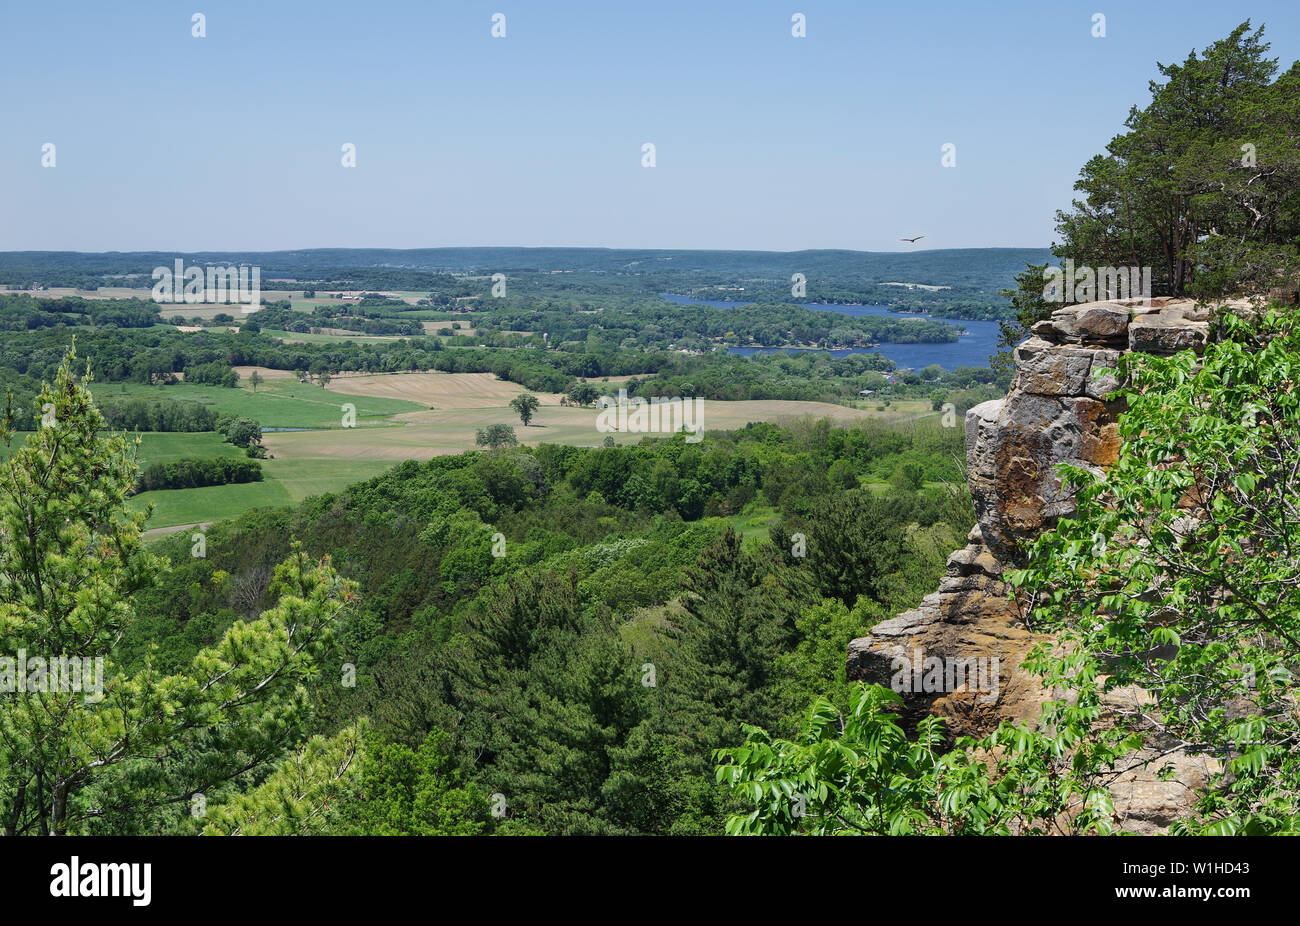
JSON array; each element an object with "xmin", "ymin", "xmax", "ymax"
[{"xmin": 658, "ymin": 294, "xmax": 1000, "ymax": 370}]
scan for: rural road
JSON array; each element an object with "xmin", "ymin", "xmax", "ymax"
[{"xmin": 143, "ymin": 521, "xmax": 213, "ymax": 539}]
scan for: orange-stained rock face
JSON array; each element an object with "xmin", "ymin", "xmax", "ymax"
[
  {"xmin": 846, "ymin": 297, "xmax": 1241, "ymax": 833},
  {"xmin": 972, "ymin": 391, "xmax": 1116, "ymax": 561},
  {"xmin": 1070, "ymin": 397, "xmax": 1123, "ymax": 466}
]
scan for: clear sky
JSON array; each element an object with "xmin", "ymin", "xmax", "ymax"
[{"xmin": 1, "ymin": 0, "xmax": 1296, "ymax": 253}]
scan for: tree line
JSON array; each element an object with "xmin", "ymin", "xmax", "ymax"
[{"xmin": 134, "ymin": 456, "xmax": 263, "ymax": 493}]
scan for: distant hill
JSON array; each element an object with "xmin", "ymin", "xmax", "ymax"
[
  {"xmin": 0, "ymin": 247, "xmax": 1054, "ymax": 319},
  {"xmin": 0, "ymin": 245, "xmax": 1053, "ymax": 279}
]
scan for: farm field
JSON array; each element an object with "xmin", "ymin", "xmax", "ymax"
[
  {"xmin": 159, "ymin": 304, "xmax": 267, "ymax": 321},
  {"xmin": 60, "ymin": 369, "xmax": 939, "ymax": 532},
  {"xmin": 258, "ymin": 328, "xmax": 406, "ymax": 345},
  {"xmin": 260, "ymin": 406, "xmax": 596, "ymax": 460},
  {"xmin": 262, "ymin": 457, "xmax": 395, "ymax": 501},
  {"xmin": 0, "ymin": 429, "xmax": 238, "ymax": 463},
  {"xmin": 128, "ymin": 456, "xmax": 397, "ymax": 530},
  {"xmin": 126, "ymin": 431, "xmax": 245, "ymax": 462},
  {"xmin": 0, "ymin": 428, "xmax": 297, "ymax": 530},
  {"xmin": 260, "ymin": 397, "xmax": 928, "ymax": 461},
  {"xmin": 117, "ymin": 433, "xmax": 395, "ymax": 530},
  {"xmin": 325, "ymin": 371, "xmax": 561, "ymax": 409},
  {"xmin": 128, "ymin": 479, "xmax": 295, "ymax": 528},
  {"xmin": 12, "ymin": 286, "xmax": 155, "ymax": 300},
  {"xmin": 230, "ymin": 365, "xmax": 296, "ymax": 381},
  {"xmin": 421, "ymin": 321, "xmax": 474, "ymax": 334},
  {"xmin": 89, "ymin": 377, "xmax": 422, "ymax": 429}
]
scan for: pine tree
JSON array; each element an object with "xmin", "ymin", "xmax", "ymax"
[
  {"xmin": 0, "ymin": 349, "xmax": 356, "ymax": 834},
  {"xmin": 1054, "ymin": 22, "xmax": 1300, "ymax": 298}
]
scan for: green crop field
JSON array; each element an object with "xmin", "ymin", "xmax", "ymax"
[
  {"xmin": 129, "ymin": 480, "xmax": 295, "ymax": 529},
  {"xmin": 261, "ymin": 457, "xmax": 395, "ymax": 503},
  {"xmin": 1, "ymin": 430, "xmax": 234, "ymax": 464},
  {"xmin": 89, "ymin": 380, "xmax": 422, "ymax": 429},
  {"xmin": 123, "ymin": 437, "xmax": 398, "ymax": 531},
  {"xmin": 125, "ymin": 431, "xmax": 244, "ymax": 463},
  {"xmin": 1, "ymin": 425, "xmax": 398, "ymax": 531}
]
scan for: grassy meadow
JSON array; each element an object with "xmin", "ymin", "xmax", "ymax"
[
  {"xmin": 89, "ymin": 377, "xmax": 422, "ymax": 429},
  {"xmin": 257, "ymin": 329, "xmax": 406, "ymax": 345}
]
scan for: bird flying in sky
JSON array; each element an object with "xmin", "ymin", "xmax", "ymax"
[{"xmin": 899, "ymin": 235, "xmax": 925, "ymax": 244}]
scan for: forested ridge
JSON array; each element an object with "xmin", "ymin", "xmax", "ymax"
[
  {"xmin": 0, "ymin": 247, "xmax": 1049, "ymax": 318},
  {"xmin": 141, "ymin": 420, "xmax": 970, "ymax": 834}
]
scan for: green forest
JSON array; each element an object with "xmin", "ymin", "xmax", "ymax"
[{"xmin": 1, "ymin": 355, "xmax": 970, "ymax": 834}]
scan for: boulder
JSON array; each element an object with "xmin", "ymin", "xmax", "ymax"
[
  {"xmin": 1074, "ymin": 303, "xmax": 1130, "ymax": 340},
  {"xmin": 1129, "ymin": 314, "xmax": 1209, "ymax": 354}
]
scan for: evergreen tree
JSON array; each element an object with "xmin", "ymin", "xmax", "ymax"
[
  {"xmin": 660, "ymin": 529, "xmax": 815, "ymax": 765},
  {"xmin": 0, "ymin": 350, "xmax": 355, "ymax": 834},
  {"xmin": 1054, "ymin": 22, "xmax": 1300, "ymax": 298},
  {"xmin": 991, "ymin": 262, "xmax": 1053, "ymax": 374}
]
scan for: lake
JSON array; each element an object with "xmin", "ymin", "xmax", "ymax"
[{"xmin": 659, "ymin": 294, "xmax": 1001, "ymax": 371}]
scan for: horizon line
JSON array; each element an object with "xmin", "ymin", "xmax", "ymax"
[{"xmin": 0, "ymin": 245, "xmax": 1054, "ymax": 257}]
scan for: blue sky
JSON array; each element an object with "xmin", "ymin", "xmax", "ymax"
[{"xmin": 1, "ymin": 0, "xmax": 1296, "ymax": 252}]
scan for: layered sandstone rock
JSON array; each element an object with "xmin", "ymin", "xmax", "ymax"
[
  {"xmin": 846, "ymin": 297, "xmax": 1230, "ymax": 831},
  {"xmin": 974, "ymin": 297, "xmax": 1208, "ymax": 563}
]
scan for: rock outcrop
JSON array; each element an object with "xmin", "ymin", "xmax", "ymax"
[{"xmin": 846, "ymin": 297, "xmax": 1232, "ymax": 831}]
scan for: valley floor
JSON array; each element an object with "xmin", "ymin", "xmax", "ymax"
[{"xmin": 107, "ymin": 368, "xmax": 938, "ymax": 530}]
